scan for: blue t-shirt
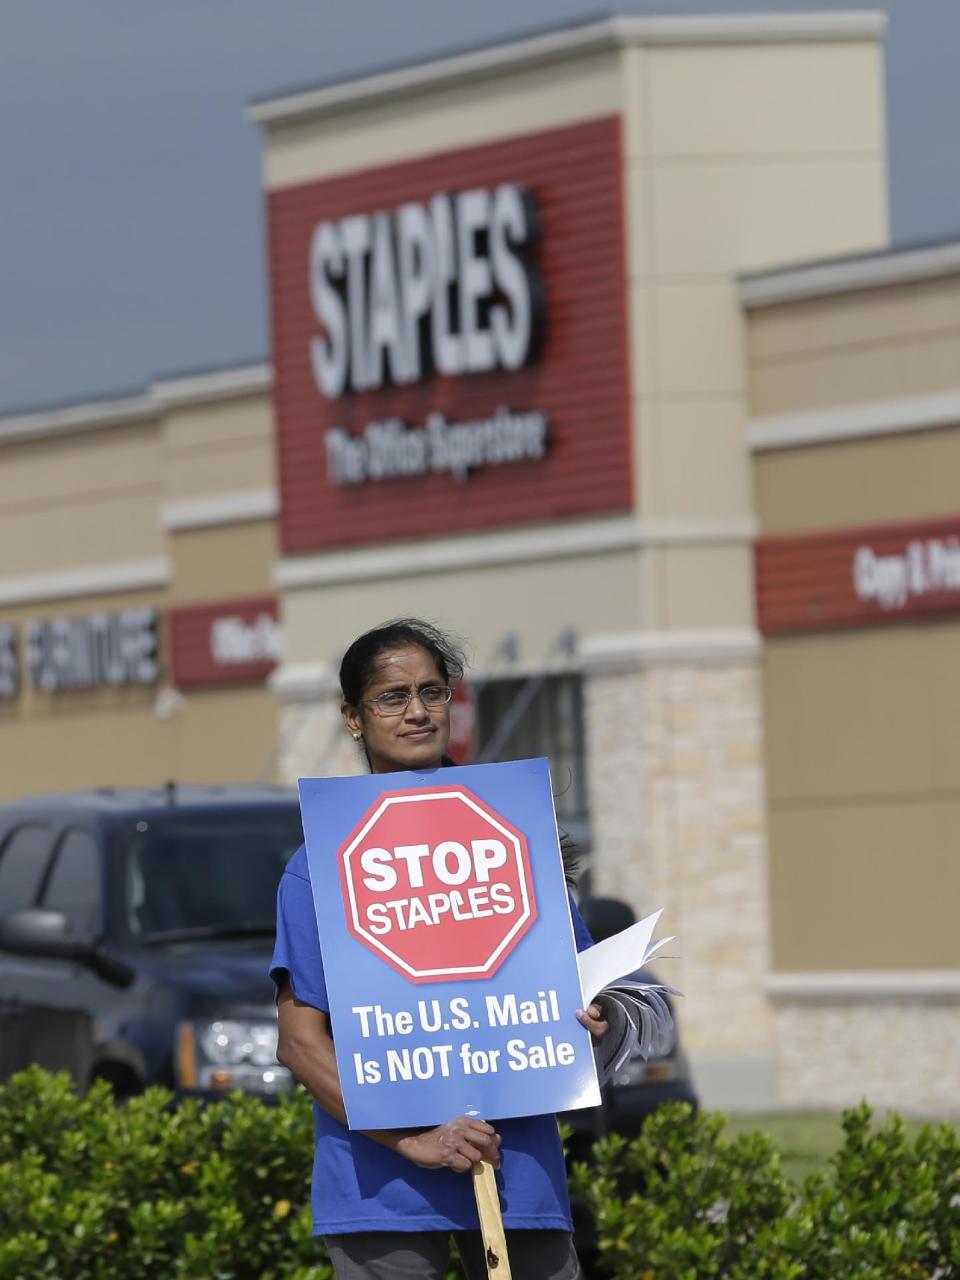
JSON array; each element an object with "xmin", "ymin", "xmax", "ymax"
[{"xmin": 270, "ymin": 844, "xmax": 593, "ymax": 1236}]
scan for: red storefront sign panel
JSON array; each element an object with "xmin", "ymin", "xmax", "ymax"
[
  {"xmin": 170, "ymin": 596, "xmax": 282, "ymax": 687},
  {"xmin": 338, "ymin": 786, "xmax": 537, "ymax": 983},
  {"xmin": 267, "ymin": 116, "xmax": 632, "ymax": 553},
  {"xmin": 756, "ymin": 516, "xmax": 960, "ymax": 634},
  {"xmin": 448, "ymin": 682, "xmax": 476, "ymax": 765}
]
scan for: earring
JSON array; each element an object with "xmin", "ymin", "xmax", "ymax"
[{"xmin": 352, "ymin": 732, "xmax": 362, "ymax": 742}]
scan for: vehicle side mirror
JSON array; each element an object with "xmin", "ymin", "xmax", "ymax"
[
  {"xmin": 0, "ymin": 909, "xmax": 134, "ymax": 988},
  {"xmin": 0, "ymin": 908, "xmax": 76, "ymax": 955}
]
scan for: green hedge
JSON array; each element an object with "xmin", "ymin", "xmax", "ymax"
[
  {"xmin": 0, "ymin": 1067, "xmax": 327, "ymax": 1280},
  {"xmin": 570, "ymin": 1102, "xmax": 960, "ymax": 1279},
  {"xmin": 1, "ymin": 1068, "xmax": 957, "ymax": 1279}
]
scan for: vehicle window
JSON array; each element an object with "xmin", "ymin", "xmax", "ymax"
[
  {"xmin": 41, "ymin": 829, "xmax": 102, "ymax": 936},
  {"xmin": 116, "ymin": 813, "xmax": 302, "ymax": 940},
  {"xmin": 0, "ymin": 824, "xmax": 53, "ymax": 913}
]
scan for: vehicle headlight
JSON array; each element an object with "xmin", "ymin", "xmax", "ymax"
[{"xmin": 177, "ymin": 1018, "xmax": 293, "ymax": 1095}]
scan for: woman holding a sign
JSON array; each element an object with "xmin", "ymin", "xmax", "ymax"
[{"xmin": 272, "ymin": 619, "xmax": 608, "ymax": 1280}]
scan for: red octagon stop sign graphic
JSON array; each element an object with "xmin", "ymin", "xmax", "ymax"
[{"xmin": 338, "ymin": 786, "xmax": 537, "ymax": 982}]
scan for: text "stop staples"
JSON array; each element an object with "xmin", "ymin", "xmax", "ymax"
[
  {"xmin": 338, "ymin": 787, "xmax": 537, "ymax": 982},
  {"xmin": 360, "ymin": 838, "xmax": 515, "ymax": 935}
]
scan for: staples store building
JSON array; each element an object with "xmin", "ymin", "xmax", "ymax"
[
  {"xmin": 248, "ymin": 13, "xmax": 889, "ymax": 1107},
  {"xmin": 3, "ymin": 12, "xmax": 914, "ymax": 1108}
]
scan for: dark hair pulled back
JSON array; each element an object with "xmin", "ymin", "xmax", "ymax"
[
  {"xmin": 339, "ymin": 618, "xmax": 465, "ymax": 709},
  {"xmin": 340, "ymin": 618, "xmax": 579, "ymax": 885}
]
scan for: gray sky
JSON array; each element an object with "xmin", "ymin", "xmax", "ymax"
[{"xmin": 0, "ymin": 1, "xmax": 956, "ymax": 414}]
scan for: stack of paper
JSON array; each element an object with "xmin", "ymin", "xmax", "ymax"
[{"xmin": 577, "ymin": 909, "xmax": 680, "ymax": 1083}]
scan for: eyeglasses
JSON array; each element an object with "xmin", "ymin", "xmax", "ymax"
[{"xmin": 362, "ymin": 684, "xmax": 453, "ymax": 717}]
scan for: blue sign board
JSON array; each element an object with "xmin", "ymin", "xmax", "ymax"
[{"xmin": 299, "ymin": 758, "xmax": 601, "ymax": 1130}]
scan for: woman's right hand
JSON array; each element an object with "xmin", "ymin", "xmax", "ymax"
[{"xmin": 397, "ymin": 1116, "xmax": 501, "ymax": 1172}]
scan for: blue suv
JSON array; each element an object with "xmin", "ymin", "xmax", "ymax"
[{"xmin": 0, "ymin": 786, "xmax": 303, "ymax": 1096}]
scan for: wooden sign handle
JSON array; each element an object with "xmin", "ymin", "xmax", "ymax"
[{"xmin": 472, "ymin": 1159, "xmax": 512, "ymax": 1278}]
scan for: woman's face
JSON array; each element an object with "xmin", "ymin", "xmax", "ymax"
[{"xmin": 342, "ymin": 645, "xmax": 450, "ymax": 774}]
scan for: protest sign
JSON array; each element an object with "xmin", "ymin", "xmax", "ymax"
[{"xmin": 299, "ymin": 757, "xmax": 601, "ymax": 1130}]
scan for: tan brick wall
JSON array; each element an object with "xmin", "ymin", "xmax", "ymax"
[
  {"xmin": 275, "ymin": 695, "xmax": 362, "ymax": 787},
  {"xmin": 773, "ymin": 998, "xmax": 960, "ymax": 1113},
  {"xmin": 585, "ymin": 659, "xmax": 773, "ymax": 1068}
]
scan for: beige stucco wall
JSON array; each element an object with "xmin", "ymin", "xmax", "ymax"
[
  {"xmin": 622, "ymin": 35, "xmax": 887, "ymax": 629},
  {"xmin": 281, "ymin": 546, "xmax": 644, "ymax": 670},
  {"xmin": 747, "ymin": 273, "xmax": 960, "ymax": 418},
  {"xmin": 0, "ymin": 680, "xmax": 278, "ymax": 803},
  {"xmin": 640, "ymin": 543, "xmax": 757, "ymax": 630},
  {"xmin": 170, "ymin": 685, "xmax": 279, "ymax": 786},
  {"xmin": 615, "ymin": 30, "xmax": 888, "ymax": 1104},
  {"xmin": 169, "ymin": 522, "xmax": 277, "ymax": 605},
  {"xmin": 0, "ymin": 423, "xmax": 163, "ymax": 576},
  {"xmin": 0, "ymin": 388, "xmax": 277, "ymax": 585},
  {"xmin": 261, "ymin": 52, "xmax": 625, "ymax": 191},
  {"xmin": 162, "ymin": 392, "xmax": 276, "ymax": 502},
  {"xmin": 755, "ymin": 422, "xmax": 960, "ymax": 535},
  {"xmin": 749, "ymin": 274, "xmax": 960, "ymax": 976},
  {"xmin": 0, "ymin": 379, "xmax": 281, "ymax": 802},
  {"xmin": 764, "ymin": 622, "xmax": 960, "ymax": 972},
  {"xmin": 610, "ymin": 30, "xmax": 884, "ymax": 1095},
  {"xmin": 747, "ymin": 259, "xmax": 960, "ymax": 1102}
]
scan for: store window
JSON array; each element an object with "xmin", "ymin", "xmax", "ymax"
[{"xmin": 475, "ymin": 673, "xmax": 590, "ymax": 848}]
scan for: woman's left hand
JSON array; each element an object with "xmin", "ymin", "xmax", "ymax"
[{"xmin": 576, "ymin": 1001, "xmax": 610, "ymax": 1041}]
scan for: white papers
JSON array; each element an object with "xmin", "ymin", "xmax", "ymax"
[
  {"xmin": 577, "ymin": 909, "xmax": 671, "ymax": 1007},
  {"xmin": 576, "ymin": 908, "xmax": 680, "ymax": 1084}
]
